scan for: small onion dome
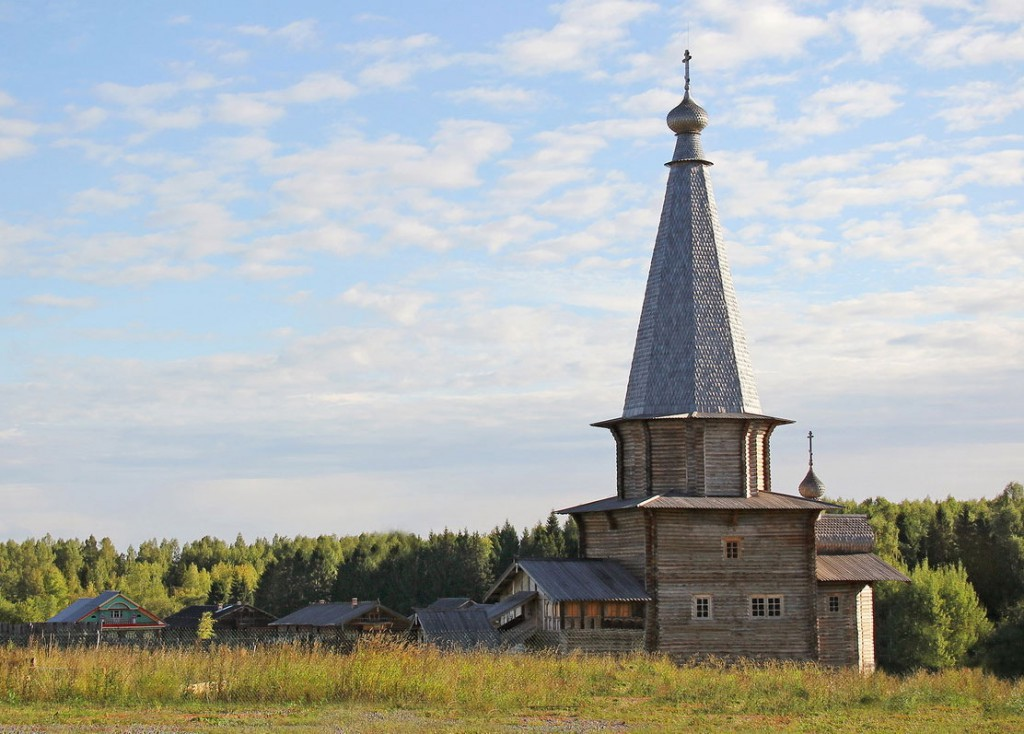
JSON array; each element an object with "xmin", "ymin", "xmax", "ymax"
[
  {"xmin": 798, "ymin": 467, "xmax": 826, "ymax": 499},
  {"xmin": 667, "ymin": 93, "xmax": 709, "ymax": 135}
]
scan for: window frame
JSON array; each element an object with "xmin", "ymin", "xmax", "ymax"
[
  {"xmin": 828, "ymin": 595, "xmax": 840, "ymax": 613},
  {"xmin": 722, "ymin": 537, "xmax": 743, "ymax": 560},
  {"xmin": 693, "ymin": 594, "xmax": 713, "ymax": 620},
  {"xmin": 750, "ymin": 595, "xmax": 784, "ymax": 618}
]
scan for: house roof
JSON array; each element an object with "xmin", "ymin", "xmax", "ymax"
[
  {"xmin": 817, "ymin": 553, "xmax": 909, "ymax": 583},
  {"xmin": 485, "ymin": 590, "xmax": 537, "ymax": 621},
  {"xmin": 423, "ymin": 597, "xmax": 476, "ymax": 611},
  {"xmin": 162, "ymin": 603, "xmax": 275, "ymax": 628},
  {"xmin": 45, "ymin": 590, "xmax": 164, "ymax": 627},
  {"xmin": 816, "ymin": 514, "xmax": 875, "ymax": 554},
  {"xmin": 559, "ymin": 491, "xmax": 835, "ymax": 515},
  {"xmin": 486, "ymin": 559, "xmax": 649, "ymax": 604},
  {"xmin": 47, "ymin": 591, "xmax": 121, "ymax": 623},
  {"xmin": 269, "ymin": 600, "xmax": 409, "ymax": 628}
]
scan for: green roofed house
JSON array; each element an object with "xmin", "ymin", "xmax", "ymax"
[{"xmin": 45, "ymin": 590, "xmax": 164, "ymax": 630}]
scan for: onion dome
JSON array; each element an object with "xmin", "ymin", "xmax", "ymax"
[
  {"xmin": 799, "ymin": 467, "xmax": 826, "ymax": 499},
  {"xmin": 798, "ymin": 431, "xmax": 826, "ymax": 499},
  {"xmin": 667, "ymin": 94, "xmax": 709, "ymax": 135}
]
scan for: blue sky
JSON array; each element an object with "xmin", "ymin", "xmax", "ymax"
[{"xmin": 1, "ymin": 1, "xmax": 1021, "ymax": 545}]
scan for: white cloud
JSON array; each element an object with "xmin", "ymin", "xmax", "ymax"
[
  {"xmin": 685, "ymin": 0, "xmax": 832, "ymax": 71},
  {"xmin": 23, "ymin": 294, "xmax": 96, "ymax": 309},
  {"xmin": 782, "ymin": 80, "xmax": 903, "ymax": 138},
  {"xmin": 931, "ymin": 80, "xmax": 1024, "ymax": 131},
  {"xmin": 447, "ymin": 85, "xmax": 545, "ymax": 110},
  {"xmin": 500, "ymin": 0, "xmax": 659, "ymax": 74},
  {"xmin": 211, "ymin": 94, "xmax": 284, "ymax": 127},
  {"xmin": 840, "ymin": 6, "xmax": 932, "ymax": 62},
  {"xmin": 236, "ymin": 19, "xmax": 320, "ymax": 50},
  {"xmin": 69, "ymin": 188, "xmax": 140, "ymax": 214},
  {"xmin": 340, "ymin": 283, "xmax": 436, "ymax": 325},
  {"xmin": 0, "ymin": 137, "xmax": 33, "ymax": 160}
]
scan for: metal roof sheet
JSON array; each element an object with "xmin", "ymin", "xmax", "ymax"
[
  {"xmin": 46, "ymin": 590, "xmax": 123, "ymax": 623},
  {"xmin": 485, "ymin": 590, "xmax": 537, "ymax": 621},
  {"xmin": 510, "ymin": 559, "xmax": 649, "ymax": 603},
  {"xmin": 816, "ymin": 554, "xmax": 909, "ymax": 583},
  {"xmin": 270, "ymin": 601, "xmax": 407, "ymax": 628},
  {"xmin": 424, "ymin": 597, "xmax": 475, "ymax": 611}
]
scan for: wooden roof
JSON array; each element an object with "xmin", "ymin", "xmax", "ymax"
[
  {"xmin": 816, "ymin": 554, "xmax": 909, "ymax": 583},
  {"xmin": 816, "ymin": 514, "xmax": 875, "ymax": 554},
  {"xmin": 486, "ymin": 559, "xmax": 649, "ymax": 604},
  {"xmin": 270, "ymin": 600, "xmax": 410, "ymax": 630},
  {"xmin": 559, "ymin": 491, "xmax": 835, "ymax": 515}
]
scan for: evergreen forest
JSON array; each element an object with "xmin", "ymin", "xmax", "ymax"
[{"xmin": 3, "ymin": 482, "xmax": 1024, "ymax": 676}]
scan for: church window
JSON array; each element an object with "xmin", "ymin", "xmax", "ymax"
[
  {"xmin": 751, "ymin": 595, "xmax": 783, "ymax": 617},
  {"xmin": 693, "ymin": 595, "xmax": 712, "ymax": 619},
  {"xmin": 828, "ymin": 595, "xmax": 840, "ymax": 613},
  {"xmin": 723, "ymin": 537, "xmax": 742, "ymax": 559}
]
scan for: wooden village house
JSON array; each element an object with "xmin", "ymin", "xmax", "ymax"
[
  {"xmin": 269, "ymin": 598, "xmax": 411, "ymax": 634},
  {"xmin": 45, "ymin": 590, "xmax": 164, "ymax": 633},
  {"xmin": 162, "ymin": 602, "xmax": 276, "ymax": 631},
  {"xmin": 484, "ymin": 53, "xmax": 907, "ymax": 671}
]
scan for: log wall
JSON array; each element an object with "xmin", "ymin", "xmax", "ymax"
[
  {"xmin": 580, "ymin": 510, "xmax": 646, "ymax": 580},
  {"xmin": 651, "ymin": 509, "xmax": 819, "ymax": 662},
  {"xmin": 608, "ymin": 417, "xmax": 776, "ymax": 499}
]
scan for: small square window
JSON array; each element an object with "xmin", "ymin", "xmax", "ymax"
[
  {"xmin": 694, "ymin": 595, "xmax": 712, "ymax": 619},
  {"xmin": 828, "ymin": 595, "xmax": 840, "ymax": 613},
  {"xmin": 723, "ymin": 538, "xmax": 742, "ymax": 559}
]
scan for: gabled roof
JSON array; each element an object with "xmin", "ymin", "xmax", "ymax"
[
  {"xmin": 817, "ymin": 554, "xmax": 909, "ymax": 583},
  {"xmin": 414, "ymin": 606, "xmax": 498, "ymax": 637},
  {"xmin": 269, "ymin": 600, "xmax": 409, "ymax": 629},
  {"xmin": 162, "ymin": 603, "xmax": 276, "ymax": 629},
  {"xmin": 45, "ymin": 590, "xmax": 164, "ymax": 627},
  {"xmin": 486, "ymin": 559, "xmax": 649, "ymax": 604},
  {"xmin": 816, "ymin": 514, "xmax": 875, "ymax": 554},
  {"xmin": 423, "ymin": 597, "xmax": 476, "ymax": 611},
  {"xmin": 559, "ymin": 491, "xmax": 835, "ymax": 515}
]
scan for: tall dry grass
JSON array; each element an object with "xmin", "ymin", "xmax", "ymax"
[{"xmin": 3, "ymin": 638, "xmax": 1023, "ymax": 716}]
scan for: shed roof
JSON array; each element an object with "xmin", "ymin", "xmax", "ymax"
[
  {"xmin": 485, "ymin": 590, "xmax": 537, "ymax": 621},
  {"xmin": 559, "ymin": 491, "xmax": 834, "ymax": 515},
  {"xmin": 816, "ymin": 554, "xmax": 909, "ymax": 583},
  {"xmin": 816, "ymin": 514, "xmax": 875, "ymax": 554},
  {"xmin": 486, "ymin": 559, "xmax": 649, "ymax": 603},
  {"xmin": 412, "ymin": 606, "xmax": 501, "ymax": 648}
]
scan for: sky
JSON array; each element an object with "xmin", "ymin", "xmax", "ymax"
[{"xmin": 1, "ymin": 1, "xmax": 1021, "ymax": 546}]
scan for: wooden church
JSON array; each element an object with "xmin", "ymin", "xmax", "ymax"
[{"xmin": 498, "ymin": 53, "xmax": 907, "ymax": 671}]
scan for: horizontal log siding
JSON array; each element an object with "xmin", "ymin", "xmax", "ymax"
[
  {"xmin": 653, "ymin": 509, "xmax": 819, "ymax": 662},
  {"xmin": 816, "ymin": 582, "xmax": 868, "ymax": 669},
  {"xmin": 649, "ymin": 420, "xmax": 689, "ymax": 493},
  {"xmin": 703, "ymin": 422, "xmax": 745, "ymax": 496},
  {"xmin": 580, "ymin": 511, "xmax": 646, "ymax": 580},
  {"xmin": 615, "ymin": 422, "xmax": 650, "ymax": 499}
]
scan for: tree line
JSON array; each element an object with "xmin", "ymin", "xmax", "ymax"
[
  {"xmin": 3, "ymin": 483, "xmax": 1023, "ymax": 675},
  {"xmin": 0, "ymin": 514, "xmax": 576, "ymax": 625}
]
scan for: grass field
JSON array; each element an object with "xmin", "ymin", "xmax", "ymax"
[{"xmin": 2, "ymin": 639, "xmax": 1022, "ymax": 732}]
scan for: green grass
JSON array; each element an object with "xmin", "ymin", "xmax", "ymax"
[{"xmin": 2, "ymin": 639, "xmax": 1023, "ymax": 731}]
